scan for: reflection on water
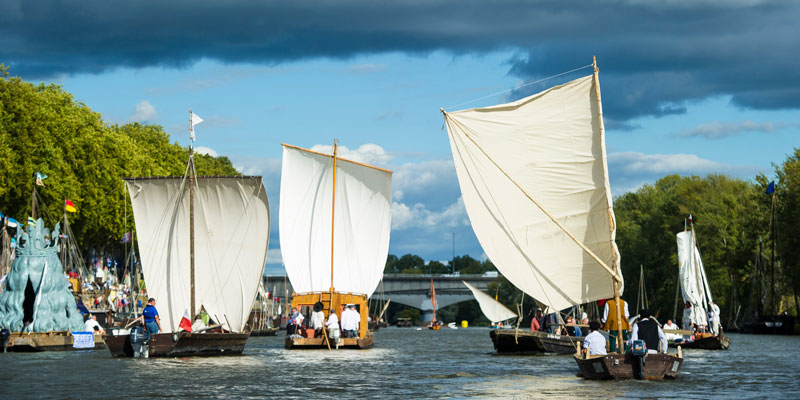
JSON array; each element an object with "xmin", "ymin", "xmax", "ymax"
[{"xmin": 1, "ymin": 329, "xmax": 798, "ymax": 399}]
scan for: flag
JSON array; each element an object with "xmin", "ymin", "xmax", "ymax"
[
  {"xmin": 121, "ymin": 231, "xmax": 132, "ymax": 243},
  {"xmin": 35, "ymin": 172, "xmax": 48, "ymax": 186},
  {"xmin": 766, "ymin": 181, "xmax": 775, "ymax": 195},
  {"xmin": 65, "ymin": 199, "xmax": 77, "ymax": 213},
  {"xmin": 7, "ymin": 218, "xmax": 18, "ymax": 228},
  {"xmin": 179, "ymin": 309, "xmax": 193, "ymax": 332},
  {"xmin": 689, "ymin": 214, "xmax": 693, "ymax": 224},
  {"xmin": 28, "ymin": 217, "xmax": 36, "ymax": 226},
  {"xmin": 190, "ymin": 112, "xmax": 203, "ymax": 141}
]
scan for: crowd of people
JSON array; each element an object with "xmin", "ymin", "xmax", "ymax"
[
  {"xmin": 287, "ymin": 302, "xmax": 363, "ymax": 342},
  {"xmin": 529, "ymin": 309, "xmax": 589, "ymax": 337}
]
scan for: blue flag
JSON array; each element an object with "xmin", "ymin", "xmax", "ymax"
[{"xmin": 766, "ymin": 181, "xmax": 775, "ymax": 195}]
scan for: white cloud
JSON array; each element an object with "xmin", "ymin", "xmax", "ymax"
[
  {"xmin": 608, "ymin": 151, "xmax": 764, "ymax": 194},
  {"xmin": 391, "ymin": 197, "xmax": 470, "ymax": 230},
  {"xmin": 129, "ymin": 100, "xmax": 156, "ymax": 122},
  {"xmin": 194, "ymin": 146, "xmax": 218, "ymax": 157},
  {"xmin": 679, "ymin": 120, "xmax": 786, "ymax": 139},
  {"xmin": 310, "ymin": 143, "xmax": 393, "ymax": 166}
]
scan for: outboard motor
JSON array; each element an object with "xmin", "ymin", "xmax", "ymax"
[
  {"xmin": 630, "ymin": 339, "xmax": 647, "ymax": 379},
  {"xmin": 1, "ymin": 329, "xmax": 10, "ymax": 353},
  {"xmin": 130, "ymin": 325, "xmax": 149, "ymax": 358}
]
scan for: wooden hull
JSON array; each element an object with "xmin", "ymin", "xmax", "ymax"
[
  {"xmin": 285, "ymin": 333, "xmax": 374, "ymax": 350},
  {"xmin": 104, "ymin": 332, "xmax": 249, "ymax": 357},
  {"xmin": 4, "ymin": 331, "xmax": 106, "ymax": 352},
  {"xmin": 575, "ymin": 353, "xmax": 683, "ymax": 380},
  {"xmin": 670, "ymin": 334, "xmax": 731, "ymax": 350},
  {"xmin": 490, "ymin": 329, "xmax": 581, "ymax": 354}
]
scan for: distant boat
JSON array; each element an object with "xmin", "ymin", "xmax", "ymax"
[
  {"xmin": 105, "ymin": 110, "xmax": 271, "ymax": 357},
  {"xmin": 442, "ymin": 57, "xmax": 682, "ymax": 379},
  {"xmin": 667, "ymin": 219, "xmax": 731, "ymax": 350},
  {"xmin": 280, "ymin": 141, "xmax": 392, "ymax": 350},
  {"xmin": 428, "ymin": 278, "xmax": 442, "ymax": 330}
]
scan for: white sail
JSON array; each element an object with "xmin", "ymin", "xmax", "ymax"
[
  {"xmin": 125, "ymin": 176, "xmax": 270, "ymax": 333},
  {"xmin": 279, "ymin": 144, "xmax": 392, "ymax": 297},
  {"xmin": 462, "ymin": 281, "xmax": 517, "ymax": 323},
  {"xmin": 676, "ymin": 230, "xmax": 710, "ymax": 326},
  {"xmin": 443, "ymin": 74, "xmax": 620, "ymax": 312}
]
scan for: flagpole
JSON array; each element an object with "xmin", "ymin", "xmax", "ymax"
[{"xmin": 31, "ymin": 172, "xmax": 37, "ymax": 220}]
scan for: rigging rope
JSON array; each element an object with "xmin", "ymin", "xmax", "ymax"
[{"xmin": 444, "ymin": 64, "xmax": 593, "ymax": 111}]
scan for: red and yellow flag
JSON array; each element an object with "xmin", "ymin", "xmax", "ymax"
[{"xmin": 65, "ymin": 199, "xmax": 77, "ymax": 213}]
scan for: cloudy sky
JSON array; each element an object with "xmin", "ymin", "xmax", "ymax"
[{"xmin": 2, "ymin": 1, "xmax": 798, "ymax": 274}]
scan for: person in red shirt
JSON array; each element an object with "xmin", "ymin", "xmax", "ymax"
[{"xmin": 530, "ymin": 310, "xmax": 543, "ymax": 331}]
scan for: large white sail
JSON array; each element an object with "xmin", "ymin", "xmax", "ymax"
[
  {"xmin": 279, "ymin": 144, "xmax": 392, "ymax": 297},
  {"xmin": 462, "ymin": 281, "xmax": 517, "ymax": 323},
  {"xmin": 676, "ymin": 230, "xmax": 712, "ymax": 326},
  {"xmin": 443, "ymin": 74, "xmax": 620, "ymax": 312},
  {"xmin": 125, "ymin": 176, "xmax": 270, "ymax": 333}
]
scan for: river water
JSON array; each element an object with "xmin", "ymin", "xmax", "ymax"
[{"xmin": 1, "ymin": 329, "xmax": 798, "ymax": 399}]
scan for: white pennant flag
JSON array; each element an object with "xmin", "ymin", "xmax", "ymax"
[{"xmin": 190, "ymin": 112, "xmax": 203, "ymax": 141}]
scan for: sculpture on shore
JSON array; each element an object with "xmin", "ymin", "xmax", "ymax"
[{"xmin": 0, "ymin": 218, "xmax": 84, "ymax": 332}]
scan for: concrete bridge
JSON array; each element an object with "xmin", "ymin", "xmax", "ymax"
[{"xmin": 263, "ymin": 273, "xmax": 499, "ymax": 321}]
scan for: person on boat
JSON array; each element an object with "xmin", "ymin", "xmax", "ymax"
[
  {"xmin": 710, "ymin": 300, "xmax": 721, "ymax": 336},
  {"xmin": 140, "ymin": 298, "xmax": 162, "ymax": 335},
  {"xmin": 325, "ymin": 307, "xmax": 341, "ymax": 346},
  {"xmin": 629, "ymin": 309, "xmax": 668, "ymax": 354},
  {"xmin": 566, "ymin": 316, "xmax": 582, "ymax": 337},
  {"xmin": 682, "ymin": 301, "xmax": 695, "ymax": 332},
  {"xmin": 342, "ymin": 304, "xmax": 360, "ymax": 338},
  {"xmin": 582, "ymin": 320, "xmax": 607, "ymax": 356},
  {"xmin": 663, "ymin": 319, "xmax": 681, "ymax": 341},
  {"xmin": 84, "ymin": 314, "xmax": 105, "ymax": 334},
  {"xmin": 601, "ymin": 297, "xmax": 630, "ymax": 352},
  {"xmin": 530, "ymin": 310, "xmax": 543, "ymax": 331},
  {"xmin": 309, "ymin": 302, "xmax": 326, "ymax": 338},
  {"xmin": 287, "ymin": 307, "xmax": 304, "ymax": 336}
]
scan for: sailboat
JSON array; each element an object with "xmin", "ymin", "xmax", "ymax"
[
  {"xmin": 105, "ymin": 111, "xmax": 271, "ymax": 357},
  {"xmin": 280, "ymin": 141, "xmax": 392, "ymax": 350},
  {"xmin": 669, "ymin": 218, "xmax": 731, "ymax": 350},
  {"xmin": 442, "ymin": 57, "xmax": 682, "ymax": 379},
  {"xmin": 428, "ymin": 278, "xmax": 441, "ymax": 330}
]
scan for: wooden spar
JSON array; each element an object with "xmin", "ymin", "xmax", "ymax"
[
  {"xmin": 281, "ymin": 143, "xmax": 393, "ymax": 174},
  {"xmin": 189, "ymin": 109, "xmax": 196, "ymax": 319},
  {"xmin": 330, "ymin": 139, "xmax": 338, "ymax": 293},
  {"xmin": 770, "ymin": 191, "xmax": 776, "ymax": 315},
  {"xmin": 592, "ymin": 55, "xmax": 625, "ymax": 352}
]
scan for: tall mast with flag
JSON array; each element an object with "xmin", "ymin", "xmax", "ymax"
[{"xmin": 188, "ymin": 109, "xmax": 203, "ymax": 319}]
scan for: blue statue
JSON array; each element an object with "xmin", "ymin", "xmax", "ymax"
[{"xmin": 0, "ymin": 218, "xmax": 84, "ymax": 332}]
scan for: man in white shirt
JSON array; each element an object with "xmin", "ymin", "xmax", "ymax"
[
  {"xmin": 663, "ymin": 319, "xmax": 681, "ymax": 341},
  {"xmin": 341, "ymin": 304, "xmax": 360, "ymax": 338},
  {"xmin": 309, "ymin": 302, "xmax": 326, "ymax": 337},
  {"xmin": 629, "ymin": 309, "xmax": 668, "ymax": 354},
  {"xmin": 84, "ymin": 315, "xmax": 105, "ymax": 335},
  {"xmin": 582, "ymin": 321, "xmax": 607, "ymax": 356},
  {"xmin": 326, "ymin": 309, "xmax": 341, "ymax": 346}
]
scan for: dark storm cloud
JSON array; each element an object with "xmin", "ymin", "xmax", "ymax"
[{"xmin": 2, "ymin": 0, "xmax": 798, "ymax": 121}]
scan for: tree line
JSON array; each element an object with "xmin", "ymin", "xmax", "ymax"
[{"xmin": 0, "ymin": 66, "xmax": 238, "ymax": 257}]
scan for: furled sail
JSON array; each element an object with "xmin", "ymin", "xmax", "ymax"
[
  {"xmin": 443, "ymin": 74, "xmax": 621, "ymax": 312},
  {"xmin": 677, "ymin": 230, "xmax": 712, "ymax": 326},
  {"xmin": 462, "ymin": 281, "xmax": 517, "ymax": 323},
  {"xmin": 125, "ymin": 176, "xmax": 270, "ymax": 333},
  {"xmin": 279, "ymin": 144, "xmax": 392, "ymax": 297}
]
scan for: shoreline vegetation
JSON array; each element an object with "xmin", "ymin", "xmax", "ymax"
[{"xmin": 2, "ymin": 67, "xmax": 797, "ymax": 329}]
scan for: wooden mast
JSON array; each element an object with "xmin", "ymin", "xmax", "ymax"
[
  {"xmin": 690, "ymin": 219, "xmax": 705, "ymax": 314},
  {"xmin": 593, "ymin": 56, "xmax": 625, "ymax": 352},
  {"xmin": 189, "ymin": 109, "xmax": 196, "ymax": 319},
  {"xmin": 330, "ymin": 139, "xmax": 338, "ymax": 294}
]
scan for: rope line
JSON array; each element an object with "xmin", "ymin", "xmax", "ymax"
[{"xmin": 444, "ymin": 64, "xmax": 593, "ymax": 111}]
